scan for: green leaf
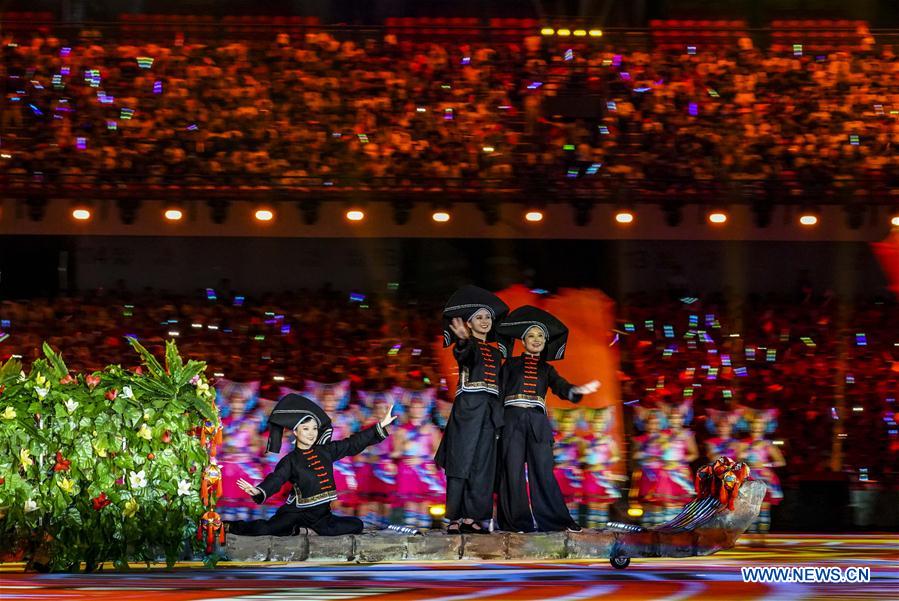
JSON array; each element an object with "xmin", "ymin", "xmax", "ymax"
[
  {"xmin": 164, "ymin": 341, "xmax": 182, "ymax": 383},
  {"xmin": 41, "ymin": 343, "xmax": 69, "ymax": 379},
  {"xmin": 125, "ymin": 337, "xmax": 166, "ymax": 379}
]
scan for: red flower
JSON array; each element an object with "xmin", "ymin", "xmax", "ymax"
[
  {"xmin": 91, "ymin": 493, "xmax": 111, "ymax": 511},
  {"xmin": 133, "ymin": 366, "xmax": 143, "ymax": 375},
  {"xmin": 161, "ymin": 431, "xmax": 172, "ymax": 444},
  {"xmin": 59, "ymin": 374, "xmax": 75, "ymax": 385},
  {"xmin": 0, "ymin": 477, "xmax": 5, "ymax": 485},
  {"xmin": 147, "ymin": 453, "xmax": 155, "ymax": 460},
  {"xmin": 85, "ymin": 375, "xmax": 101, "ymax": 389},
  {"xmin": 105, "ymin": 389, "xmax": 118, "ymax": 401},
  {"xmin": 53, "ymin": 451, "xmax": 71, "ymax": 472}
]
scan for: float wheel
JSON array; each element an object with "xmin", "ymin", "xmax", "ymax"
[{"xmin": 610, "ymin": 555, "xmax": 631, "ymax": 569}]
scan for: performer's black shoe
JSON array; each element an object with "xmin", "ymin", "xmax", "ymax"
[
  {"xmin": 446, "ymin": 521, "xmax": 461, "ymax": 534},
  {"xmin": 460, "ymin": 521, "xmax": 488, "ymax": 534},
  {"xmin": 566, "ymin": 524, "xmax": 583, "ymax": 533}
]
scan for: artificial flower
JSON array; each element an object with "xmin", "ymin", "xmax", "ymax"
[
  {"xmin": 24, "ymin": 499, "xmax": 37, "ymax": 513},
  {"xmin": 85, "ymin": 374, "xmax": 101, "ymax": 389},
  {"xmin": 1, "ymin": 406, "xmax": 16, "ymax": 420},
  {"xmin": 122, "ymin": 385, "xmax": 134, "ymax": 399},
  {"xmin": 53, "ymin": 451, "xmax": 71, "ymax": 472},
  {"xmin": 177, "ymin": 479, "xmax": 192, "ymax": 497},
  {"xmin": 105, "ymin": 389, "xmax": 118, "ymax": 401},
  {"xmin": 129, "ymin": 470, "xmax": 147, "ymax": 489},
  {"xmin": 59, "ymin": 374, "xmax": 75, "ymax": 385},
  {"xmin": 92, "ymin": 493, "xmax": 111, "ymax": 511},
  {"xmin": 63, "ymin": 398, "xmax": 78, "ymax": 413},
  {"xmin": 93, "ymin": 442, "xmax": 108, "ymax": 457},
  {"xmin": 34, "ymin": 387, "xmax": 49, "ymax": 400},
  {"xmin": 137, "ymin": 423, "xmax": 152, "ymax": 440},
  {"xmin": 19, "ymin": 448, "xmax": 33, "ymax": 469},
  {"xmin": 34, "ymin": 373, "xmax": 46, "ymax": 386},
  {"xmin": 123, "ymin": 498, "xmax": 139, "ymax": 518},
  {"xmin": 57, "ymin": 477, "xmax": 75, "ymax": 494}
]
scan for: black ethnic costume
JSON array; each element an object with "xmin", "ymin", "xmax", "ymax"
[
  {"xmin": 495, "ymin": 306, "xmax": 583, "ymax": 532},
  {"xmin": 434, "ymin": 286, "xmax": 509, "ymax": 523},
  {"xmin": 227, "ymin": 394, "xmax": 389, "ymax": 536}
]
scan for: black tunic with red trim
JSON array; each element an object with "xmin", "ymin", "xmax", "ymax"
[
  {"xmin": 435, "ymin": 338, "xmax": 504, "ymax": 479},
  {"xmin": 252, "ymin": 423, "xmax": 388, "ymax": 510},
  {"xmin": 501, "ymin": 353, "xmax": 581, "ymax": 413}
]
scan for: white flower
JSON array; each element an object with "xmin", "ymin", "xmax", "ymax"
[
  {"xmin": 129, "ymin": 470, "xmax": 147, "ymax": 489},
  {"xmin": 177, "ymin": 479, "xmax": 192, "ymax": 497},
  {"xmin": 64, "ymin": 398, "xmax": 79, "ymax": 413},
  {"xmin": 24, "ymin": 499, "xmax": 37, "ymax": 513},
  {"xmin": 122, "ymin": 385, "xmax": 134, "ymax": 399},
  {"xmin": 17, "ymin": 370, "xmax": 26, "ymax": 382},
  {"xmin": 34, "ymin": 387, "xmax": 49, "ymax": 399}
]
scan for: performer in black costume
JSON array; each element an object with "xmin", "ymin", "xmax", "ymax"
[
  {"xmin": 495, "ymin": 306, "xmax": 600, "ymax": 532},
  {"xmin": 435, "ymin": 285, "xmax": 509, "ymax": 534},
  {"xmin": 227, "ymin": 393, "xmax": 396, "ymax": 536}
]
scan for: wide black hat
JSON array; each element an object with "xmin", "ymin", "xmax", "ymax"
[
  {"xmin": 442, "ymin": 285, "xmax": 509, "ymax": 347},
  {"xmin": 496, "ymin": 305, "xmax": 569, "ymax": 361},
  {"xmin": 266, "ymin": 393, "xmax": 334, "ymax": 453}
]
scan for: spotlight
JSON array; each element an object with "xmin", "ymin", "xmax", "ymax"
[
  {"xmin": 708, "ymin": 210, "xmax": 728, "ymax": 224},
  {"xmin": 589, "ymin": 29, "xmax": 603, "ymax": 37},
  {"xmin": 573, "ymin": 29, "xmax": 587, "ymax": 37},
  {"xmin": 208, "ymin": 199, "xmax": 230, "ymax": 224},
  {"xmin": 627, "ymin": 506, "xmax": 644, "ymax": 518},
  {"xmin": 298, "ymin": 199, "xmax": 320, "ymax": 225},
  {"xmin": 525, "ymin": 210, "xmax": 544, "ymax": 223},
  {"xmin": 346, "ymin": 209, "xmax": 365, "ymax": 222},
  {"xmin": 254, "ymin": 208, "xmax": 275, "ymax": 222},
  {"xmin": 432, "ymin": 210, "xmax": 450, "ymax": 223},
  {"xmin": 117, "ymin": 198, "xmax": 141, "ymax": 224},
  {"xmin": 557, "ymin": 28, "xmax": 571, "ymax": 36},
  {"xmin": 72, "ymin": 208, "xmax": 91, "ymax": 221},
  {"xmin": 428, "ymin": 504, "xmax": 446, "ymax": 518},
  {"xmin": 164, "ymin": 208, "xmax": 183, "ymax": 221},
  {"xmin": 799, "ymin": 213, "xmax": 818, "ymax": 226},
  {"xmin": 540, "ymin": 27, "xmax": 555, "ymax": 36},
  {"xmin": 892, "ymin": 214, "xmax": 899, "ymax": 227},
  {"xmin": 615, "ymin": 210, "xmax": 635, "ymax": 224}
]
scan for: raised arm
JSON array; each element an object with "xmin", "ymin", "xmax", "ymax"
[
  {"xmin": 321, "ymin": 404, "xmax": 397, "ymax": 460},
  {"xmin": 547, "ymin": 365, "xmax": 581, "ymax": 403}
]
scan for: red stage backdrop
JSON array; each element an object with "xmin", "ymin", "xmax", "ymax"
[{"xmin": 436, "ymin": 285, "xmax": 624, "ymax": 471}]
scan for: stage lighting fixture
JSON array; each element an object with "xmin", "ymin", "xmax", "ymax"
[
  {"xmin": 346, "ymin": 208, "xmax": 365, "ymax": 222},
  {"xmin": 844, "ymin": 204, "xmax": 865, "ymax": 230},
  {"xmin": 298, "ymin": 199, "xmax": 320, "ymax": 225},
  {"xmin": 72, "ymin": 207, "xmax": 91, "ymax": 221},
  {"xmin": 525, "ymin": 210, "xmax": 544, "ymax": 222},
  {"xmin": 891, "ymin": 214, "xmax": 899, "ymax": 227},
  {"xmin": 25, "ymin": 195, "xmax": 48, "ymax": 221},
  {"xmin": 708, "ymin": 210, "xmax": 728, "ymax": 225},
  {"xmin": 540, "ymin": 27, "xmax": 555, "ymax": 36},
  {"xmin": 589, "ymin": 29, "xmax": 603, "ymax": 37},
  {"xmin": 799, "ymin": 213, "xmax": 819, "ymax": 226},
  {"xmin": 207, "ymin": 199, "xmax": 230, "ymax": 224},
  {"xmin": 432, "ymin": 210, "xmax": 451, "ymax": 223},
  {"xmin": 254, "ymin": 208, "xmax": 275, "ymax": 222},
  {"xmin": 117, "ymin": 198, "xmax": 141, "ymax": 224},
  {"xmin": 627, "ymin": 506, "xmax": 644, "ymax": 518},
  {"xmin": 571, "ymin": 200, "xmax": 593, "ymax": 226},
  {"xmin": 615, "ymin": 210, "xmax": 635, "ymax": 224},
  {"xmin": 557, "ymin": 28, "xmax": 571, "ymax": 36},
  {"xmin": 164, "ymin": 207, "xmax": 183, "ymax": 221},
  {"xmin": 574, "ymin": 29, "xmax": 587, "ymax": 37},
  {"xmin": 477, "ymin": 198, "xmax": 500, "ymax": 225},
  {"xmin": 751, "ymin": 200, "xmax": 772, "ymax": 228},
  {"xmin": 428, "ymin": 504, "xmax": 446, "ymax": 518},
  {"xmin": 391, "ymin": 199, "xmax": 413, "ymax": 225},
  {"xmin": 662, "ymin": 203, "xmax": 682, "ymax": 227}
]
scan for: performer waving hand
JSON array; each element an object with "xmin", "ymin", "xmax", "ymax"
[{"xmin": 435, "ymin": 286, "xmax": 509, "ymax": 534}]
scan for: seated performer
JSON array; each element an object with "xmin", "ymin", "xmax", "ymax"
[
  {"xmin": 226, "ymin": 393, "xmax": 396, "ymax": 536},
  {"xmin": 495, "ymin": 305, "xmax": 600, "ymax": 532}
]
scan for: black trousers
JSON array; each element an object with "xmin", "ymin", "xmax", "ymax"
[
  {"xmin": 228, "ymin": 502, "xmax": 364, "ymax": 536},
  {"xmin": 444, "ymin": 417, "xmax": 499, "ymax": 521},
  {"xmin": 497, "ymin": 407, "xmax": 579, "ymax": 532}
]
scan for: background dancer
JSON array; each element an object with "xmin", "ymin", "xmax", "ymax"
[{"xmin": 581, "ymin": 408, "xmax": 622, "ymax": 529}]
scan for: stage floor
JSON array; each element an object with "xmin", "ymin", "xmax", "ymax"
[{"xmin": 1, "ymin": 535, "xmax": 896, "ymax": 600}]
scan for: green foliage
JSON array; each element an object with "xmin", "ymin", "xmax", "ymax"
[{"xmin": 0, "ymin": 339, "xmax": 220, "ymax": 571}]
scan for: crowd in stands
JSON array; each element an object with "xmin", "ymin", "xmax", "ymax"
[
  {"xmin": 1, "ymin": 287, "xmax": 896, "ymax": 527},
  {"xmin": 3, "ymin": 29, "xmax": 899, "ymax": 201}
]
